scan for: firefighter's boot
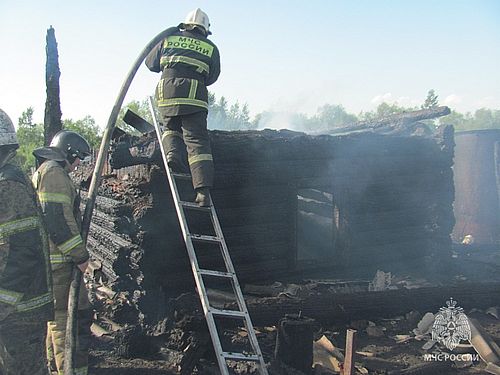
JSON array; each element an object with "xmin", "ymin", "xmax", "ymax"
[
  {"xmin": 166, "ymin": 152, "xmax": 188, "ymax": 173},
  {"xmin": 195, "ymin": 187, "xmax": 211, "ymax": 207}
]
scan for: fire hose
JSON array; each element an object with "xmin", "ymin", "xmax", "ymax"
[{"xmin": 63, "ymin": 27, "xmax": 173, "ymax": 375}]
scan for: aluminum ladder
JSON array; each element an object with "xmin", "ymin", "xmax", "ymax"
[{"xmin": 148, "ymin": 97, "xmax": 268, "ymax": 375}]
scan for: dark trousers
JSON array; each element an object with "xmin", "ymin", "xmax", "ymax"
[
  {"xmin": 46, "ymin": 265, "xmax": 91, "ymax": 374},
  {"xmin": 160, "ymin": 111, "xmax": 214, "ymax": 189},
  {"xmin": 0, "ymin": 315, "xmax": 49, "ymax": 375}
]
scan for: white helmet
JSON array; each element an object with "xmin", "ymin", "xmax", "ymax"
[
  {"xmin": 182, "ymin": 8, "xmax": 211, "ymax": 35},
  {"xmin": 0, "ymin": 108, "xmax": 18, "ymax": 147}
]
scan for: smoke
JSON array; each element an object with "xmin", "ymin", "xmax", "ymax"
[{"xmin": 256, "ymin": 111, "xmax": 313, "ymax": 133}]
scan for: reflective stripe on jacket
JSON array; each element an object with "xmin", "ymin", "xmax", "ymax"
[
  {"xmin": 145, "ymin": 26, "xmax": 221, "ymax": 116},
  {"xmin": 32, "ymin": 160, "xmax": 88, "ymax": 268},
  {"xmin": 0, "ymin": 163, "xmax": 53, "ymax": 320}
]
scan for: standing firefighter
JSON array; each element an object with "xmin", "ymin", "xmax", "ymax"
[
  {"xmin": 145, "ymin": 8, "xmax": 221, "ymax": 206},
  {"xmin": 32, "ymin": 130, "xmax": 91, "ymax": 375},
  {"xmin": 0, "ymin": 109, "xmax": 53, "ymax": 375}
]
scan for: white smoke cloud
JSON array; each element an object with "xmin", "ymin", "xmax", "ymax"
[
  {"xmin": 371, "ymin": 93, "xmax": 393, "ymax": 105},
  {"xmin": 257, "ymin": 112, "xmax": 296, "ymax": 131},
  {"xmin": 443, "ymin": 94, "xmax": 463, "ymax": 106}
]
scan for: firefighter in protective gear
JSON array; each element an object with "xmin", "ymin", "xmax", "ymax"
[
  {"xmin": 145, "ymin": 8, "xmax": 221, "ymax": 206},
  {"xmin": 0, "ymin": 108, "xmax": 53, "ymax": 375},
  {"xmin": 32, "ymin": 130, "xmax": 92, "ymax": 375}
]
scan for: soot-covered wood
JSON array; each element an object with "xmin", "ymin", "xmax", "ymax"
[{"xmin": 81, "ymin": 124, "xmax": 454, "ymax": 329}]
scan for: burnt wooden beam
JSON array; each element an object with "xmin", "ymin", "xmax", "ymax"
[
  {"xmin": 226, "ymin": 282, "xmax": 500, "ymax": 326},
  {"xmin": 329, "ymin": 106, "xmax": 451, "ymax": 135},
  {"xmin": 44, "ymin": 26, "xmax": 62, "ymax": 145}
]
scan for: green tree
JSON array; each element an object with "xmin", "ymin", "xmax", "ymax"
[
  {"xmin": 208, "ymin": 94, "xmax": 254, "ymax": 130},
  {"xmin": 240, "ymin": 104, "xmax": 255, "ymax": 130},
  {"xmin": 18, "ymin": 107, "xmax": 35, "ymax": 128},
  {"xmin": 227, "ymin": 102, "xmax": 241, "ymax": 129},
  {"xmin": 471, "ymin": 108, "xmax": 499, "ymax": 129},
  {"xmin": 314, "ymin": 104, "xmax": 357, "ymax": 129},
  {"xmin": 208, "ymin": 95, "xmax": 228, "ymax": 129},
  {"xmin": 14, "ymin": 107, "xmax": 44, "ymax": 172},
  {"xmin": 438, "ymin": 110, "xmax": 468, "ymax": 130},
  {"xmin": 422, "ymin": 89, "xmax": 439, "ymax": 109},
  {"xmin": 63, "ymin": 116, "xmax": 102, "ymax": 149},
  {"xmin": 13, "ymin": 107, "xmax": 102, "ymax": 172},
  {"xmin": 375, "ymin": 102, "xmax": 409, "ymax": 117},
  {"xmin": 439, "ymin": 108, "xmax": 500, "ymax": 131},
  {"xmin": 208, "ymin": 92, "xmax": 216, "ymax": 106},
  {"xmin": 359, "ymin": 102, "xmax": 411, "ymax": 121}
]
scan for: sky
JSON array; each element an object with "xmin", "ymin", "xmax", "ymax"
[{"xmin": 1, "ymin": 0, "xmax": 499, "ymax": 128}]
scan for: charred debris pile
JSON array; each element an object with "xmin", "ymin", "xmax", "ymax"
[{"xmin": 74, "ymin": 107, "xmax": 461, "ymax": 331}]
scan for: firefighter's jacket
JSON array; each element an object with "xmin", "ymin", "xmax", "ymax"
[
  {"xmin": 145, "ymin": 26, "xmax": 221, "ymax": 116},
  {"xmin": 0, "ymin": 163, "xmax": 53, "ymax": 321},
  {"xmin": 32, "ymin": 160, "xmax": 89, "ymax": 270}
]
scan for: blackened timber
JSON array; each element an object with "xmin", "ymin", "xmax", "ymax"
[
  {"xmin": 44, "ymin": 26, "xmax": 62, "ymax": 145},
  {"xmin": 228, "ymin": 282, "xmax": 500, "ymax": 326},
  {"xmin": 327, "ymin": 106, "xmax": 451, "ymax": 135},
  {"xmin": 80, "ymin": 123, "xmax": 455, "ymax": 328}
]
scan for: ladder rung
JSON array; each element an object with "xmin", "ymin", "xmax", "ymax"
[
  {"xmin": 180, "ymin": 201, "xmax": 211, "ymax": 211},
  {"xmin": 171, "ymin": 172, "xmax": 192, "ymax": 180},
  {"xmin": 189, "ymin": 234, "xmax": 221, "ymax": 243},
  {"xmin": 209, "ymin": 309, "xmax": 247, "ymax": 319},
  {"xmin": 222, "ymin": 352, "xmax": 260, "ymax": 362},
  {"xmin": 150, "ymin": 97, "xmax": 268, "ymax": 375},
  {"xmin": 199, "ymin": 269, "xmax": 234, "ymax": 278}
]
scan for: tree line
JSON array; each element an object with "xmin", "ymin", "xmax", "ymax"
[{"xmin": 13, "ymin": 89, "xmax": 500, "ymax": 172}]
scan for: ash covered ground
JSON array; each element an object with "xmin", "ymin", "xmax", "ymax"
[{"xmin": 86, "ymin": 244, "xmax": 500, "ymax": 375}]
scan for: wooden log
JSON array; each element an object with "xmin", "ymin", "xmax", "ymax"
[
  {"xmin": 328, "ymin": 106, "xmax": 451, "ymax": 135},
  {"xmin": 226, "ymin": 282, "xmax": 500, "ymax": 327},
  {"xmin": 108, "ymin": 127, "xmax": 453, "ymax": 169}
]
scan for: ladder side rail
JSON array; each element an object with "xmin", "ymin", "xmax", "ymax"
[
  {"xmin": 210, "ymin": 209, "xmax": 247, "ymax": 311},
  {"xmin": 148, "ymin": 97, "xmax": 267, "ymax": 375},
  {"xmin": 209, "ymin": 198, "xmax": 268, "ymax": 372}
]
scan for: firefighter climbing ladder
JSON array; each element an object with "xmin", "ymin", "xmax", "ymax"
[{"xmin": 148, "ymin": 97, "xmax": 268, "ymax": 375}]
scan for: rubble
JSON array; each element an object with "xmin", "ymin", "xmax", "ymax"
[
  {"xmin": 73, "ymin": 111, "xmax": 500, "ymax": 373},
  {"xmin": 313, "ymin": 335, "xmax": 343, "ymax": 373}
]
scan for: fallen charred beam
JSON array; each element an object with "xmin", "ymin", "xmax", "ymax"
[
  {"xmin": 225, "ymin": 282, "xmax": 500, "ymax": 326},
  {"xmin": 328, "ymin": 106, "xmax": 451, "ymax": 135}
]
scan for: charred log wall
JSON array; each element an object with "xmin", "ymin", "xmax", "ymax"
[{"xmin": 84, "ymin": 127, "xmax": 454, "ymax": 325}]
